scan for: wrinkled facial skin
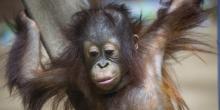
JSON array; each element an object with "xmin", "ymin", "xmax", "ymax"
[{"xmin": 83, "ymin": 38, "xmax": 123, "ymax": 92}]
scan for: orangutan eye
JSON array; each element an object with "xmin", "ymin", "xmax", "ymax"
[
  {"xmin": 104, "ymin": 43, "xmax": 119, "ymax": 57},
  {"xmin": 104, "ymin": 49, "xmax": 114, "ymax": 56},
  {"xmin": 88, "ymin": 46, "xmax": 99, "ymax": 58},
  {"xmin": 89, "ymin": 51, "xmax": 99, "ymax": 57}
]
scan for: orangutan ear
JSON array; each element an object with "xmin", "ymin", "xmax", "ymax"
[{"xmin": 133, "ymin": 34, "xmax": 139, "ymax": 50}]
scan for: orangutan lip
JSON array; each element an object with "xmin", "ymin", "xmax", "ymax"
[{"xmin": 96, "ymin": 77, "xmax": 114, "ymax": 85}]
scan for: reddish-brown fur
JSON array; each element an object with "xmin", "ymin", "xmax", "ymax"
[{"xmin": 6, "ymin": 0, "xmax": 211, "ymax": 110}]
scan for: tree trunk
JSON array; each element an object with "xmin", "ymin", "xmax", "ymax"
[{"xmin": 21, "ymin": 0, "xmax": 82, "ymax": 58}]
